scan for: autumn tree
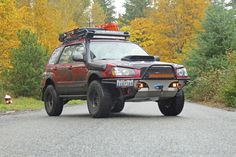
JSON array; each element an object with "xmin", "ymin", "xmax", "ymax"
[
  {"xmin": 95, "ymin": 0, "xmax": 115, "ymax": 22},
  {"xmin": 151, "ymin": 0, "xmax": 209, "ymax": 62},
  {"xmin": 92, "ymin": 1, "xmax": 106, "ymax": 25},
  {"xmin": 0, "ymin": 0, "xmax": 23, "ymax": 73},
  {"xmin": 49, "ymin": 0, "xmax": 90, "ymax": 28},
  {"xmin": 121, "ymin": 18, "xmax": 156, "ymax": 55},
  {"xmin": 79, "ymin": 1, "xmax": 106, "ymax": 27},
  {"xmin": 17, "ymin": 0, "xmax": 90, "ymax": 51},
  {"xmin": 122, "ymin": 0, "xmax": 151, "ymax": 24}
]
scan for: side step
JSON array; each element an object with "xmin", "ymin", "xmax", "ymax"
[{"xmin": 59, "ymin": 95, "xmax": 87, "ymax": 100}]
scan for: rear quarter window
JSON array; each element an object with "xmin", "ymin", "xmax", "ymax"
[{"xmin": 48, "ymin": 47, "xmax": 63, "ymax": 64}]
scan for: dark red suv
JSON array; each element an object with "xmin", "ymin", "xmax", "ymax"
[{"xmin": 41, "ymin": 26, "xmax": 189, "ymax": 118}]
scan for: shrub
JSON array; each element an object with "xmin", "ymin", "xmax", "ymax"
[
  {"xmin": 223, "ymin": 77, "xmax": 236, "ymax": 108},
  {"xmin": 185, "ymin": 3, "xmax": 236, "ymax": 108},
  {"xmin": 220, "ymin": 52, "xmax": 236, "ymax": 107}
]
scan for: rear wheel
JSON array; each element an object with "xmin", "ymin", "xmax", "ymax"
[
  {"xmin": 158, "ymin": 90, "xmax": 184, "ymax": 116},
  {"xmin": 44, "ymin": 85, "xmax": 63, "ymax": 116},
  {"xmin": 87, "ymin": 81, "xmax": 112, "ymax": 118},
  {"xmin": 111, "ymin": 99, "xmax": 125, "ymax": 113}
]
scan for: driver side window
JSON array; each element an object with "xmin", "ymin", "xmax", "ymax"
[
  {"xmin": 59, "ymin": 46, "xmax": 73, "ymax": 64},
  {"xmin": 71, "ymin": 44, "xmax": 85, "ymax": 62}
]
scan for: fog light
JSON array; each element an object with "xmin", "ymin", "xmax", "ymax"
[
  {"xmin": 136, "ymin": 82, "xmax": 147, "ymax": 90},
  {"xmin": 169, "ymin": 82, "xmax": 180, "ymax": 88},
  {"xmin": 172, "ymin": 83, "xmax": 178, "ymax": 88}
]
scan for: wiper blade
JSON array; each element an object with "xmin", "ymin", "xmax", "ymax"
[{"xmin": 100, "ymin": 58, "xmax": 115, "ymax": 60}]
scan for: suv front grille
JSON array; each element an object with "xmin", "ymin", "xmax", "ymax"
[{"xmin": 141, "ymin": 66, "xmax": 176, "ymax": 79}]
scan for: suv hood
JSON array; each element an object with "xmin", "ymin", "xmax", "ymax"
[{"xmin": 89, "ymin": 59, "xmax": 184, "ymax": 70}]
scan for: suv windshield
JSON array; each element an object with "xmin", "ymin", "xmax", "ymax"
[{"xmin": 90, "ymin": 41, "xmax": 148, "ymax": 60}]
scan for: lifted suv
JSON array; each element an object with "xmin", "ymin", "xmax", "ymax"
[{"xmin": 41, "ymin": 25, "xmax": 189, "ymax": 118}]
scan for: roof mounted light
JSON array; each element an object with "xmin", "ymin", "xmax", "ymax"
[{"xmin": 96, "ymin": 23, "xmax": 119, "ymax": 31}]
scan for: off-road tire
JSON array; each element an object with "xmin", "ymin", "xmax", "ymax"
[
  {"xmin": 158, "ymin": 89, "xmax": 184, "ymax": 116},
  {"xmin": 44, "ymin": 85, "xmax": 63, "ymax": 116},
  {"xmin": 111, "ymin": 100, "xmax": 125, "ymax": 113},
  {"xmin": 87, "ymin": 81, "xmax": 112, "ymax": 118}
]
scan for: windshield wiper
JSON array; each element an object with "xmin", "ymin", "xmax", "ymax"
[{"xmin": 100, "ymin": 58, "xmax": 115, "ymax": 60}]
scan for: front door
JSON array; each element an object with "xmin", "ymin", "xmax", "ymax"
[{"xmin": 70, "ymin": 44, "xmax": 88, "ymax": 95}]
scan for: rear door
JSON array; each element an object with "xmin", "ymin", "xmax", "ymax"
[
  {"xmin": 56, "ymin": 46, "xmax": 74, "ymax": 94},
  {"xmin": 45, "ymin": 47, "xmax": 63, "ymax": 91}
]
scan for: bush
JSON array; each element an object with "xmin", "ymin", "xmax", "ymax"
[
  {"xmin": 0, "ymin": 80, "xmax": 4, "ymax": 104},
  {"xmin": 185, "ymin": 70, "xmax": 223, "ymax": 102},
  {"xmin": 223, "ymin": 78, "xmax": 236, "ymax": 108},
  {"xmin": 220, "ymin": 52, "xmax": 236, "ymax": 107},
  {"xmin": 8, "ymin": 29, "xmax": 48, "ymax": 98},
  {"xmin": 185, "ymin": 3, "xmax": 236, "ymax": 107}
]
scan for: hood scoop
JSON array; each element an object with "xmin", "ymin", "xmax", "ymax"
[{"xmin": 121, "ymin": 55, "xmax": 155, "ymax": 62}]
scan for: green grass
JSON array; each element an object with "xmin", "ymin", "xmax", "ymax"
[
  {"xmin": 0, "ymin": 97, "xmax": 44, "ymax": 111},
  {"xmin": 0, "ymin": 97, "xmax": 86, "ymax": 112},
  {"xmin": 67, "ymin": 100, "xmax": 86, "ymax": 105}
]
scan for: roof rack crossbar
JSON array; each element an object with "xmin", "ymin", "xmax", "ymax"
[{"xmin": 59, "ymin": 28, "xmax": 130, "ymax": 43}]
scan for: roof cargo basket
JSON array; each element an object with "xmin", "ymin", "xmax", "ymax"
[{"xmin": 59, "ymin": 23, "xmax": 130, "ymax": 43}]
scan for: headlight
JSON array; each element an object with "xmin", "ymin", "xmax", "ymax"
[
  {"xmin": 111, "ymin": 67, "xmax": 136, "ymax": 76},
  {"xmin": 176, "ymin": 68, "xmax": 188, "ymax": 77}
]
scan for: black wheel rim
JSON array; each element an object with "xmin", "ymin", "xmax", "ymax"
[
  {"xmin": 46, "ymin": 93, "xmax": 53, "ymax": 111},
  {"xmin": 91, "ymin": 90, "xmax": 100, "ymax": 108}
]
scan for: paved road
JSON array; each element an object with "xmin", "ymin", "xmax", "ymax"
[{"xmin": 0, "ymin": 102, "xmax": 235, "ymax": 157}]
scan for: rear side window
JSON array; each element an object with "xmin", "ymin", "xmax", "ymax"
[{"xmin": 48, "ymin": 47, "xmax": 63, "ymax": 64}]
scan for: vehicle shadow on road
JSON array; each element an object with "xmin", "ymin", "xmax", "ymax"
[{"xmin": 61, "ymin": 113, "xmax": 184, "ymax": 120}]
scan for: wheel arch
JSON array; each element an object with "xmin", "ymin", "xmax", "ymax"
[
  {"xmin": 42, "ymin": 78, "xmax": 56, "ymax": 100},
  {"xmin": 88, "ymin": 73, "xmax": 101, "ymax": 85}
]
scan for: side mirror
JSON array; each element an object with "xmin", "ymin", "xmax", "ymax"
[
  {"xmin": 72, "ymin": 53, "xmax": 84, "ymax": 62},
  {"xmin": 154, "ymin": 56, "xmax": 160, "ymax": 61}
]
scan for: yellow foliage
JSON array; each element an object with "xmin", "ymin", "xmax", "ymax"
[
  {"xmin": 121, "ymin": 18, "xmax": 156, "ymax": 55},
  {"xmin": 123, "ymin": 0, "xmax": 209, "ymax": 63},
  {"xmin": 0, "ymin": 0, "xmax": 23, "ymax": 72},
  {"xmin": 21, "ymin": 0, "xmax": 62, "ymax": 51},
  {"xmin": 92, "ymin": 2, "xmax": 106, "ymax": 25},
  {"xmin": 78, "ymin": 1, "xmax": 106, "ymax": 27},
  {"xmin": 0, "ymin": 0, "xmax": 83, "ymax": 73}
]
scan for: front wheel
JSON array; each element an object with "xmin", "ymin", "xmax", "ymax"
[
  {"xmin": 158, "ymin": 90, "xmax": 184, "ymax": 116},
  {"xmin": 111, "ymin": 100, "xmax": 125, "ymax": 113},
  {"xmin": 87, "ymin": 81, "xmax": 112, "ymax": 118},
  {"xmin": 44, "ymin": 85, "xmax": 63, "ymax": 116}
]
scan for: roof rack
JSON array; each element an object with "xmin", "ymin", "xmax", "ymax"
[{"xmin": 59, "ymin": 28, "xmax": 130, "ymax": 43}]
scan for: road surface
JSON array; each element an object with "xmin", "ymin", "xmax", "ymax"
[{"xmin": 0, "ymin": 102, "xmax": 235, "ymax": 157}]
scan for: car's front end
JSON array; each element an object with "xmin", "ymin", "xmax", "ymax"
[{"xmin": 98, "ymin": 59, "xmax": 189, "ymax": 102}]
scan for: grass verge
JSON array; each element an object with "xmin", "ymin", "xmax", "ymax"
[
  {"xmin": 67, "ymin": 100, "xmax": 86, "ymax": 105},
  {"xmin": 0, "ymin": 97, "xmax": 44, "ymax": 111},
  {"xmin": 0, "ymin": 97, "xmax": 86, "ymax": 112}
]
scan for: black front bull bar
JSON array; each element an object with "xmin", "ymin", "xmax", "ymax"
[{"xmin": 101, "ymin": 64, "xmax": 189, "ymax": 85}]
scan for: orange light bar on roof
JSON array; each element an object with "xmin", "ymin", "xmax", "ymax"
[{"xmin": 96, "ymin": 22, "xmax": 119, "ymax": 31}]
